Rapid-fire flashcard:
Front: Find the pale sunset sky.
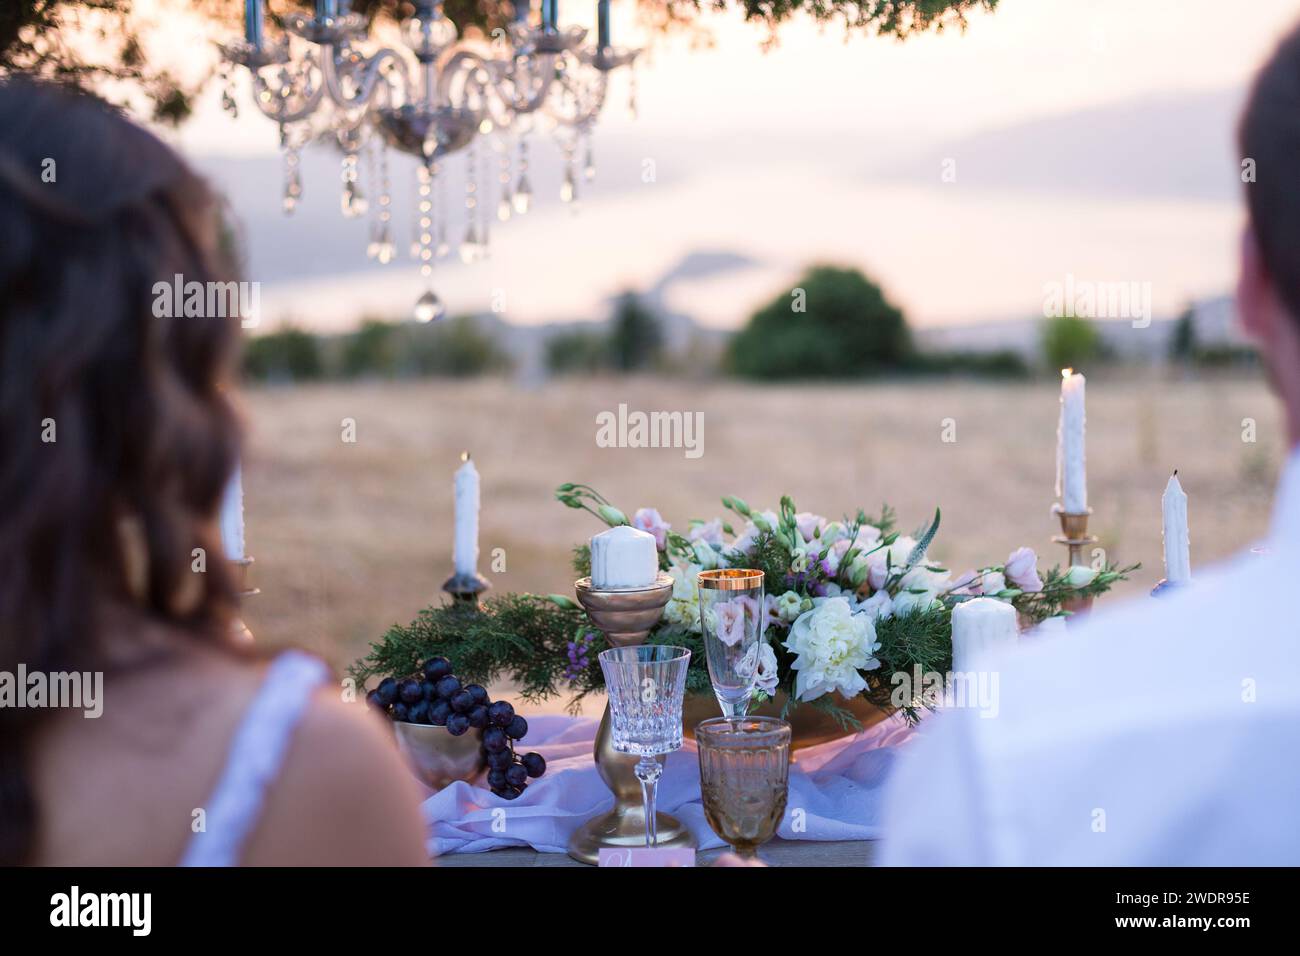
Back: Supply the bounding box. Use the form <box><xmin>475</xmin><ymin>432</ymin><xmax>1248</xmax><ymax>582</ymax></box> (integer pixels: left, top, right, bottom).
<box><xmin>151</xmin><ymin>0</ymin><xmax>1300</xmax><ymax>331</ymax></box>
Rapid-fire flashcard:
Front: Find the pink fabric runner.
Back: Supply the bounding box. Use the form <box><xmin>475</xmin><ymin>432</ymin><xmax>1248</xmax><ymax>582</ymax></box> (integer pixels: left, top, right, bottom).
<box><xmin>421</xmin><ymin>712</ymin><xmax>918</xmax><ymax>857</ymax></box>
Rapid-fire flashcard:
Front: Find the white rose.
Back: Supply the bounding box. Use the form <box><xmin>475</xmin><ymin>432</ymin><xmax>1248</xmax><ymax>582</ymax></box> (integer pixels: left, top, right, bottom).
<box><xmin>980</xmin><ymin>570</ymin><xmax>1007</xmax><ymax>598</ymax></box>
<box><xmin>783</xmin><ymin>596</ymin><xmax>881</xmax><ymax>702</ymax></box>
<box><xmin>893</xmin><ymin>565</ymin><xmax>950</xmax><ymax>615</ymax></box>
<box><xmin>663</xmin><ymin>563</ymin><xmax>702</xmax><ymax>632</ymax></box>
<box><xmin>867</xmin><ymin>535</ymin><xmax>919</xmax><ymax>590</ymax></box>
<box><xmin>775</xmin><ymin>590</ymin><xmax>805</xmax><ymax>624</ymax></box>
<box><xmin>689</xmin><ymin>518</ymin><xmax>724</xmax><ymax>546</ymax></box>
<box><xmin>692</xmin><ymin>539</ymin><xmax>720</xmax><ymax>570</ymax></box>
<box><xmin>854</xmin><ymin>589</ymin><xmax>894</xmax><ymax>622</ymax></box>
<box><xmin>1063</xmin><ymin>564</ymin><xmax>1097</xmax><ymax>588</ymax></box>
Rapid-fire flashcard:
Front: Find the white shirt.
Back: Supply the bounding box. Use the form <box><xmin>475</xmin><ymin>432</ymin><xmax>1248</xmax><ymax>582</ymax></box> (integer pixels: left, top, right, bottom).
<box><xmin>880</xmin><ymin>450</ymin><xmax>1300</xmax><ymax>865</ymax></box>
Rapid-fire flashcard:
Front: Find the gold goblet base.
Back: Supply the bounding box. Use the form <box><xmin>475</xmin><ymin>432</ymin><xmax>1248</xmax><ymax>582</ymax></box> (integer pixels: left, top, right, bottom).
<box><xmin>567</xmin><ymin>806</ymin><xmax>695</xmax><ymax>864</ymax></box>
<box><xmin>568</xmin><ymin>573</ymin><xmax>697</xmax><ymax>864</ymax></box>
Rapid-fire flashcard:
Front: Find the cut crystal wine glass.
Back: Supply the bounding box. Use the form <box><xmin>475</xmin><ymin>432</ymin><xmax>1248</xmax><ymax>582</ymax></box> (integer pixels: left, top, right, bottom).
<box><xmin>598</xmin><ymin>644</ymin><xmax>691</xmax><ymax>848</ymax></box>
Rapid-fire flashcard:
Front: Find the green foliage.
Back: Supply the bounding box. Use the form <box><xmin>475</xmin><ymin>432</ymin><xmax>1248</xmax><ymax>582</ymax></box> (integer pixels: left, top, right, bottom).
<box><xmin>4</xmin><ymin>2</ymin><xmax>996</xmax><ymax>126</ymax></box>
<box><xmin>406</xmin><ymin>316</ymin><xmax>514</xmax><ymax>377</ymax></box>
<box><xmin>242</xmin><ymin>326</ymin><xmax>323</xmax><ymax>383</ymax></box>
<box><xmin>908</xmin><ymin>349</ymin><xmax>1032</xmax><ymax>379</ymax></box>
<box><xmin>242</xmin><ymin>317</ymin><xmax>511</xmax><ymax>383</ymax></box>
<box><xmin>1010</xmin><ymin>560</ymin><xmax>1141</xmax><ymax>626</ymax></box>
<box><xmin>1041</xmin><ymin>313</ymin><xmax>1103</xmax><ymax>372</ymax></box>
<box><xmin>352</xmin><ymin>476</ymin><xmax>1133</xmax><ymax>728</ymax></box>
<box><xmin>545</xmin><ymin>330</ymin><xmax>609</xmax><ymax>376</ymax></box>
<box><xmin>607</xmin><ymin>292</ymin><xmax>663</xmax><ymax>371</ymax></box>
<box><xmin>727</xmin><ymin>265</ymin><xmax>913</xmax><ymax>379</ymax></box>
<box><xmin>544</xmin><ymin>292</ymin><xmax>664</xmax><ymax>376</ymax></box>
<box><xmin>1169</xmin><ymin>307</ymin><xmax>1196</xmax><ymax>362</ymax></box>
<box><xmin>348</xmin><ymin>594</ymin><xmax>601</xmax><ymax>709</ymax></box>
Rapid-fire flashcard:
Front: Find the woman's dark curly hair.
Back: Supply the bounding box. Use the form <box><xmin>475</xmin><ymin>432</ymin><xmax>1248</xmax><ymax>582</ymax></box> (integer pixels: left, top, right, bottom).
<box><xmin>0</xmin><ymin>78</ymin><xmax>243</xmax><ymax>864</ymax></box>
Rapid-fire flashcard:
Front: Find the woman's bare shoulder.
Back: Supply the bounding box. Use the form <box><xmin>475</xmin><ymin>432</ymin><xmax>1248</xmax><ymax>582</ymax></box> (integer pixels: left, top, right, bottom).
<box><xmin>239</xmin><ymin>686</ymin><xmax>430</xmax><ymax>866</ymax></box>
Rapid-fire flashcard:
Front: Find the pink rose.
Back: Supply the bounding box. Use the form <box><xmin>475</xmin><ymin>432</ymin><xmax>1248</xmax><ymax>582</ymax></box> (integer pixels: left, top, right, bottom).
<box><xmin>867</xmin><ymin>553</ymin><xmax>889</xmax><ymax>591</ymax></box>
<box><xmin>715</xmin><ymin>599</ymin><xmax>748</xmax><ymax>647</ymax></box>
<box><xmin>1004</xmin><ymin>547</ymin><xmax>1043</xmax><ymax>593</ymax></box>
<box><xmin>795</xmin><ymin>512</ymin><xmax>826</xmax><ymax>543</ymax></box>
<box><xmin>632</xmin><ymin>507</ymin><xmax>670</xmax><ymax>550</ymax></box>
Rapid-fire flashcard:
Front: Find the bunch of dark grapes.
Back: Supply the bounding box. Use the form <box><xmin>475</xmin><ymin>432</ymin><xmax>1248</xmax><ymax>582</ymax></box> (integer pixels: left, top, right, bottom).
<box><xmin>367</xmin><ymin>656</ymin><xmax>546</xmax><ymax>800</ymax></box>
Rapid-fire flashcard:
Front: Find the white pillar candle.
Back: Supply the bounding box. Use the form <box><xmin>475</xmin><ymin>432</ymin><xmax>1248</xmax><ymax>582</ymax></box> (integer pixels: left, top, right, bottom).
<box><xmin>590</xmin><ymin>525</ymin><xmax>658</xmax><ymax>589</ymax></box>
<box><xmin>219</xmin><ymin>465</ymin><xmax>245</xmax><ymax>561</ymax></box>
<box><xmin>1162</xmin><ymin>471</ymin><xmax>1191</xmax><ymax>584</ymax></box>
<box><xmin>453</xmin><ymin>453</ymin><xmax>480</xmax><ymax>578</ymax></box>
<box><xmin>1056</xmin><ymin>369</ymin><xmax>1088</xmax><ymax>513</ymax></box>
<box><xmin>951</xmin><ymin>597</ymin><xmax>1019</xmax><ymax>672</ymax></box>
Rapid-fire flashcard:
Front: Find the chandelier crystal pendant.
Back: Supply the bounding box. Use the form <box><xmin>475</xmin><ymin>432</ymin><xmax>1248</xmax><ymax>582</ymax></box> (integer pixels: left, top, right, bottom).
<box><xmin>220</xmin><ymin>0</ymin><xmax>639</xmax><ymax>320</ymax></box>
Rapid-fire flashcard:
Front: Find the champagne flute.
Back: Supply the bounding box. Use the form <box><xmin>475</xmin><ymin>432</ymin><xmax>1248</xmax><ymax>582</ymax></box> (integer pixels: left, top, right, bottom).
<box><xmin>599</xmin><ymin>644</ymin><xmax>692</xmax><ymax>848</ymax></box>
<box><xmin>697</xmin><ymin>569</ymin><xmax>766</xmax><ymax>718</ymax></box>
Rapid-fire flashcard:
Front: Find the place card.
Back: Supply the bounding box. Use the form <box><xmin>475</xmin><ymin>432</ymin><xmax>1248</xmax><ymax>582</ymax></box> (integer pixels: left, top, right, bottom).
<box><xmin>598</xmin><ymin>847</ymin><xmax>696</xmax><ymax>868</ymax></box>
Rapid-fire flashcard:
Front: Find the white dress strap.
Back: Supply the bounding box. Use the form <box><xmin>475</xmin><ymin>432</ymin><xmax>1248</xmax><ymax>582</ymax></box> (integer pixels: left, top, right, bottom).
<box><xmin>180</xmin><ymin>650</ymin><xmax>331</xmax><ymax>867</ymax></box>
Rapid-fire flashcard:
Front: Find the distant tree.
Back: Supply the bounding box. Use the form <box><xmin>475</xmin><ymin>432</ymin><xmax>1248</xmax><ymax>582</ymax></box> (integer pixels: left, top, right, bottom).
<box><xmin>407</xmin><ymin>316</ymin><xmax>512</xmax><ymax>377</ymax></box>
<box><xmin>546</xmin><ymin>329</ymin><xmax>609</xmax><ymax>376</ymax></box>
<box><xmin>243</xmin><ymin>326</ymin><xmax>323</xmax><ymax>383</ymax></box>
<box><xmin>1041</xmin><ymin>313</ymin><xmax>1103</xmax><ymax>372</ymax></box>
<box><xmin>340</xmin><ymin>318</ymin><xmax>398</xmax><ymax>379</ymax></box>
<box><xmin>727</xmin><ymin>265</ymin><xmax>912</xmax><ymax>379</ymax></box>
<box><xmin>1169</xmin><ymin>306</ymin><xmax>1196</xmax><ymax>362</ymax></box>
<box><xmin>1</xmin><ymin>1</ymin><xmax>997</xmax><ymax>124</ymax></box>
<box><xmin>607</xmin><ymin>292</ymin><xmax>663</xmax><ymax>372</ymax></box>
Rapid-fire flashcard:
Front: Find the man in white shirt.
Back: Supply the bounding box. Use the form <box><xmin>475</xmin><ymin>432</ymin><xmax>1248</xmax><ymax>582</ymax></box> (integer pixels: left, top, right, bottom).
<box><xmin>880</xmin><ymin>23</ymin><xmax>1300</xmax><ymax>866</ymax></box>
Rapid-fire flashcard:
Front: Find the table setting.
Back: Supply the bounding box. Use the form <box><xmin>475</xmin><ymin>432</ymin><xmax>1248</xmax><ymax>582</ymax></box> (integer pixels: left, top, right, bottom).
<box><xmin>325</xmin><ymin>371</ymin><xmax>1213</xmax><ymax>865</ymax></box>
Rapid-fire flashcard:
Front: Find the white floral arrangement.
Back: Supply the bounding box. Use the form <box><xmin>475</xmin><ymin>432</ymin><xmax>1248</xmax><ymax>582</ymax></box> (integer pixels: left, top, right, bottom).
<box><xmin>557</xmin><ymin>484</ymin><xmax>1135</xmax><ymax>722</ymax></box>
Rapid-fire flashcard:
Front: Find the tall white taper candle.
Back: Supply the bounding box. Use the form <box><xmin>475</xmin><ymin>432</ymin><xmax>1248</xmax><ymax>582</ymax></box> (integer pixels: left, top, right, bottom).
<box><xmin>219</xmin><ymin>465</ymin><xmax>245</xmax><ymax>561</ymax></box>
<box><xmin>1162</xmin><ymin>471</ymin><xmax>1191</xmax><ymax>584</ymax></box>
<box><xmin>1056</xmin><ymin>369</ymin><xmax>1087</xmax><ymax>513</ymax></box>
<box><xmin>453</xmin><ymin>453</ymin><xmax>480</xmax><ymax>577</ymax></box>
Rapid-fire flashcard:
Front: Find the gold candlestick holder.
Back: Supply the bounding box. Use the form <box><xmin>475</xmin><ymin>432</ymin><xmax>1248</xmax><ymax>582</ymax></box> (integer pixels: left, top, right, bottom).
<box><xmin>567</xmin><ymin>572</ymin><xmax>696</xmax><ymax>864</ymax></box>
<box><xmin>231</xmin><ymin>556</ymin><xmax>259</xmax><ymax>643</ymax></box>
<box><xmin>1052</xmin><ymin>509</ymin><xmax>1097</xmax><ymax>616</ymax></box>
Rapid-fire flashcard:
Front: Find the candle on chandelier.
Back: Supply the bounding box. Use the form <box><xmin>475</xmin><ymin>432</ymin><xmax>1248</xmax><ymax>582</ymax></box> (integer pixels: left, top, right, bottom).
<box><xmin>1162</xmin><ymin>471</ymin><xmax>1191</xmax><ymax>584</ymax></box>
<box><xmin>244</xmin><ymin>0</ymin><xmax>264</xmax><ymax>48</ymax></box>
<box><xmin>220</xmin><ymin>465</ymin><xmax>245</xmax><ymax>562</ymax></box>
<box><xmin>1056</xmin><ymin>368</ymin><xmax>1087</xmax><ymax>513</ymax></box>
<box><xmin>598</xmin><ymin>0</ymin><xmax>611</xmax><ymax>49</ymax></box>
<box><xmin>453</xmin><ymin>452</ymin><xmax>481</xmax><ymax>578</ymax></box>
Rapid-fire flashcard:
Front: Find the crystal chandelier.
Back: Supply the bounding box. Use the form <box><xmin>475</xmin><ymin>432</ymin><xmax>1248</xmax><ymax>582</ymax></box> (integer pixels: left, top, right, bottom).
<box><xmin>221</xmin><ymin>0</ymin><xmax>639</xmax><ymax>321</ymax></box>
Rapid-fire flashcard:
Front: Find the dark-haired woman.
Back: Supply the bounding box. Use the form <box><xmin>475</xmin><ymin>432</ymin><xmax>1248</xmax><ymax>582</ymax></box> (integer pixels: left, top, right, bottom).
<box><xmin>0</xmin><ymin>78</ymin><xmax>427</xmax><ymax>866</ymax></box>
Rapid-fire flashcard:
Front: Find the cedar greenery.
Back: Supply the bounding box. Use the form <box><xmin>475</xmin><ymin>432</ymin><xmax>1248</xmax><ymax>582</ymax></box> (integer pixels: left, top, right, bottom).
<box><xmin>352</xmin><ymin>479</ymin><xmax>1133</xmax><ymax>727</ymax></box>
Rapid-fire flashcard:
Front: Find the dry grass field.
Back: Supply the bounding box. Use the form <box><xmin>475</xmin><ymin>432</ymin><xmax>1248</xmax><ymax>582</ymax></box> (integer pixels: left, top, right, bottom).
<box><xmin>239</xmin><ymin>373</ymin><xmax>1281</xmax><ymax>704</ymax></box>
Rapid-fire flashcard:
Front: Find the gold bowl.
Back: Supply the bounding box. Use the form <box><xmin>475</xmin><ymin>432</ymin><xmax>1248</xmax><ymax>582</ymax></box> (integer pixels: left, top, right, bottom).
<box><xmin>392</xmin><ymin>721</ymin><xmax>487</xmax><ymax>790</ymax></box>
<box><xmin>683</xmin><ymin>691</ymin><xmax>890</xmax><ymax>751</ymax></box>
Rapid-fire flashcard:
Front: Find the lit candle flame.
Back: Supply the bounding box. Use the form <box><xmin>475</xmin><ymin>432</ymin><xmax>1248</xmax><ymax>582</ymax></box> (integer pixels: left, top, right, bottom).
<box><xmin>1061</xmin><ymin>367</ymin><xmax>1073</xmax><ymax>378</ymax></box>
<box><xmin>460</xmin><ymin>450</ymin><xmax>470</xmax><ymax>463</ymax></box>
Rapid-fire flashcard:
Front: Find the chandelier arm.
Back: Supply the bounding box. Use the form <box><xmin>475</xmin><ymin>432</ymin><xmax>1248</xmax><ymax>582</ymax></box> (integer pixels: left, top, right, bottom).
<box><xmin>321</xmin><ymin>44</ymin><xmax>413</xmax><ymax>110</ymax></box>
<box><xmin>442</xmin><ymin>48</ymin><xmax>554</xmax><ymax>116</ymax></box>
<box><xmin>546</xmin><ymin>70</ymin><xmax>608</xmax><ymax>128</ymax></box>
<box><xmin>250</xmin><ymin>69</ymin><xmax>326</xmax><ymax>124</ymax></box>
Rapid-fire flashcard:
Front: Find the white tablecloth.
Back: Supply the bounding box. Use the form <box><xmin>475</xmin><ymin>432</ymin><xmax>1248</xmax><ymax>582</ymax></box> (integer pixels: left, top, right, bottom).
<box><xmin>421</xmin><ymin>711</ymin><xmax>918</xmax><ymax>857</ymax></box>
